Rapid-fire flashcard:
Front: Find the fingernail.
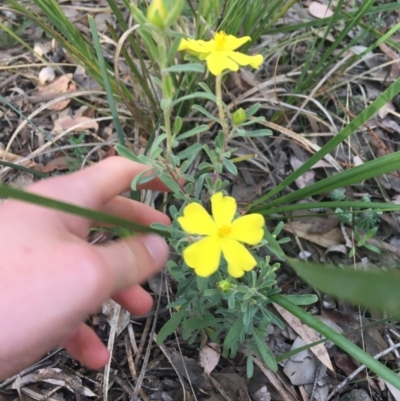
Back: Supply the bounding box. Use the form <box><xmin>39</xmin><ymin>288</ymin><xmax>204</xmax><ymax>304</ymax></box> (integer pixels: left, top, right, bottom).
<box><xmin>142</xmin><ymin>234</ymin><xmax>169</xmax><ymax>267</ymax></box>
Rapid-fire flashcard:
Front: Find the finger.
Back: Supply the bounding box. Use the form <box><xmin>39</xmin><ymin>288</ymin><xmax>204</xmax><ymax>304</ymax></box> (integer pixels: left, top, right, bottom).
<box><xmin>94</xmin><ymin>234</ymin><xmax>169</xmax><ymax>292</ymax></box>
<box><xmin>98</xmin><ymin>196</ymin><xmax>170</xmax><ymax>227</ymax></box>
<box><xmin>113</xmin><ymin>285</ymin><xmax>153</xmax><ymax>316</ymax></box>
<box><xmin>60</xmin><ymin>323</ymin><xmax>109</xmax><ymax>370</ymax></box>
<box><xmin>30</xmin><ymin>157</ymin><xmax>170</xmax><ymax>208</ymax></box>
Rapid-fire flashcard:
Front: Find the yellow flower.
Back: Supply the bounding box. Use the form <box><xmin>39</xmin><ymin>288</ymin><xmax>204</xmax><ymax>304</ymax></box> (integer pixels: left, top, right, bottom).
<box><xmin>178</xmin><ymin>193</ymin><xmax>264</xmax><ymax>278</ymax></box>
<box><xmin>178</xmin><ymin>31</ymin><xmax>263</xmax><ymax>76</ymax></box>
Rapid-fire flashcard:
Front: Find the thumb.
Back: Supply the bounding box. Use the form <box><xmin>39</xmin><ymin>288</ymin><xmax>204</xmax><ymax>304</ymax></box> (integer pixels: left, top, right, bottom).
<box><xmin>94</xmin><ymin>234</ymin><xmax>169</xmax><ymax>292</ymax></box>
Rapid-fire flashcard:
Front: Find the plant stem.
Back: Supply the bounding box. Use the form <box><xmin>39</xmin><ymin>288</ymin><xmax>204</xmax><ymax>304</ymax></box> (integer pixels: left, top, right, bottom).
<box><xmin>270</xmin><ymin>294</ymin><xmax>400</xmax><ymax>390</ymax></box>
<box><xmin>215</xmin><ymin>74</ymin><xmax>229</xmax><ymax>139</ymax></box>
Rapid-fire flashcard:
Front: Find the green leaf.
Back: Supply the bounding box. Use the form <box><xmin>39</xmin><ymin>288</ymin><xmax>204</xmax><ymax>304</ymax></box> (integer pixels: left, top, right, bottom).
<box><xmin>173</xmin><ymin>116</ymin><xmax>183</xmax><ymax>136</ymax></box>
<box><xmin>223</xmin><ymin>158</ymin><xmax>238</xmax><ymax>175</ymax></box>
<box><xmin>251</xmin><ymin>200</ymin><xmax>400</xmax><ymax>215</ymax></box>
<box><xmin>182</xmin><ymin>316</ymin><xmax>222</xmax><ymax>338</ymax></box>
<box><xmin>156</xmin><ymin>300</ymin><xmax>190</xmax><ymax>345</ymax></box>
<box><xmin>178</xmin><ymin>143</ymin><xmax>203</xmax><ymax>160</ymax></box>
<box><xmin>115</xmin><ymin>144</ymin><xmax>147</xmax><ymax>164</ymax></box>
<box><xmin>223</xmin><ymin>316</ymin><xmax>245</xmax><ymax>356</ymax></box>
<box><xmin>0</xmin><ymin>183</ymin><xmax>167</xmax><ymax>236</ymax></box>
<box><xmin>131</xmin><ymin>170</ymin><xmax>157</xmax><ymax>190</ymax></box>
<box><xmin>192</xmin><ymin>104</ymin><xmax>220</xmax><ymax>124</ymax></box>
<box><xmin>287</xmin><ymin>258</ymin><xmax>400</xmax><ymax>314</ymax></box>
<box><xmin>242</xmin><ymin>129</ymin><xmax>272</xmax><ymax>137</ymax></box>
<box><xmin>363</xmin><ymin>243</ymin><xmax>381</xmax><ymax>254</ymax></box>
<box><xmin>164</xmin><ymin>63</ymin><xmax>205</xmax><ymax>73</ymax></box>
<box><xmin>255</xmin><ymin>151</ymin><xmax>400</xmax><ymax>209</ymax></box>
<box><xmin>173</xmin><ymin>91</ymin><xmax>217</xmax><ymax>106</ymax></box>
<box><xmin>89</xmin><ymin>16</ymin><xmax>125</xmax><ymax>146</ymax></box>
<box><xmin>250</xmin><ymin>75</ymin><xmax>400</xmax><ymax>209</ymax></box>
<box><xmin>252</xmin><ymin>328</ymin><xmax>277</xmax><ymax>371</ymax></box>
<box><xmin>175</xmin><ymin>124</ymin><xmax>209</xmax><ymax>140</ymax></box>
<box><xmin>283</xmin><ymin>294</ymin><xmax>318</xmax><ymax>306</ymax></box>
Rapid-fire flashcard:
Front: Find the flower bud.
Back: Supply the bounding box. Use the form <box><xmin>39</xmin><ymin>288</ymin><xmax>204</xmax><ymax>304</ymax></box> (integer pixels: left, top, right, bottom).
<box><xmin>218</xmin><ymin>280</ymin><xmax>231</xmax><ymax>292</ymax></box>
<box><xmin>147</xmin><ymin>0</ymin><xmax>168</xmax><ymax>29</ymax></box>
<box><xmin>232</xmin><ymin>108</ymin><xmax>246</xmax><ymax>126</ymax></box>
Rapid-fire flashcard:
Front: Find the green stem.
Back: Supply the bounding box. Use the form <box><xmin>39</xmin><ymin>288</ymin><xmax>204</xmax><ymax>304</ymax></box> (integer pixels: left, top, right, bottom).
<box><xmin>215</xmin><ymin>74</ymin><xmax>229</xmax><ymax>138</ymax></box>
<box><xmin>270</xmin><ymin>294</ymin><xmax>400</xmax><ymax>390</ymax></box>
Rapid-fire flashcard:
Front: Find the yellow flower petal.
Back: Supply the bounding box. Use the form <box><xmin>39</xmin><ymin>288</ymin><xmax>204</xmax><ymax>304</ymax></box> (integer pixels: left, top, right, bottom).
<box><xmin>178</xmin><ymin>38</ymin><xmax>213</xmax><ymax>54</ymax></box>
<box><xmin>183</xmin><ymin>236</ymin><xmax>221</xmax><ymax>277</ymax></box>
<box><xmin>211</xmin><ymin>192</ymin><xmax>236</xmax><ymax>227</ymax></box>
<box><xmin>229</xmin><ymin>214</ymin><xmax>265</xmax><ymax>245</ymax></box>
<box><xmin>178</xmin><ymin>202</ymin><xmax>217</xmax><ymax>236</ymax></box>
<box><xmin>221</xmin><ymin>238</ymin><xmax>257</xmax><ymax>278</ymax></box>
<box><xmin>205</xmin><ymin>51</ymin><xmax>239</xmax><ymax>75</ymax></box>
<box><xmin>223</xmin><ymin>34</ymin><xmax>251</xmax><ymax>51</ymax></box>
<box><xmin>226</xmin><ymin>51</ymin><xmax>264</xmax><ymax>69</ymax></box>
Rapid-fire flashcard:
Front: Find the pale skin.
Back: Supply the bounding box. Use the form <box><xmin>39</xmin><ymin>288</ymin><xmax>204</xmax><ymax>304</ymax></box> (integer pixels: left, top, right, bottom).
<box><xmin>0</xmin><ymin>157</ymin><xmax>170</xmax><ymax>380</ymax></box>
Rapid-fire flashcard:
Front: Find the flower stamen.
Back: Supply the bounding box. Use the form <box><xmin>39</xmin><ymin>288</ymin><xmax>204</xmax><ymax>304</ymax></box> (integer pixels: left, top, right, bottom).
<box><xmin>214</xmin><ymin>32</ymin><xmax>227</xmax><ymax>51</ymax></box>
<box><xmin>218</xmin><ymin>225</ymin><xmax>232</xmax><ymax>237</ymax></box>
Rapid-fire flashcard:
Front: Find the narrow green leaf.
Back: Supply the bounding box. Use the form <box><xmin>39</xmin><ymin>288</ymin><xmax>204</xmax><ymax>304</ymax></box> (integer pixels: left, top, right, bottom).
<box><xmin>271</xmin><ymin>294</ymin><xmax>400</xmax><ymax>390</ymax></box>
<box><xmin>176</xmin><ymin>124</ymin><xmax>209</xmax><ymax>140</ymax></box>
<box><xmin>252</xmin><ymin>328</ymin><xmax>277</xmax><ymax>371</ymax></box>
<box><xmin>0</xmin><ymin>183</ymin><xmax>167</xmax><ymax>236</ymax></box>
<box><xmin>115</xmin><ymin>144</ymin><xmax>146</xmax><ymax>164</ymax></box>
<box><xmin>242</xmin><ymin>129</ymin><xmax>272</xmax><ymax>137</ymax></box>
<box><xmin>192</xmin><ymin>105</ymin><xmax>220</xmax><ymax>123</ymax></box>
<box><xmin>89</xmin><ymin>16</ymin><xmax>125</xmax><ymax>146</ymax></box>
<box><xmin>258</xmin><ymin>151</ymin><xmax>400</xmax><ymax>209</ymax></box>
<box><xmin>250</xmin><ymin>76</ymin><xmax>400</xmax><ymax>208</ymax></box>
<box><xmin>283</xmin><ymin>294</ymin><xmax>318</xmax><ymax>306</ymax></box>
<box><xmin>164</xmin><ymin>63</ymin><xmax>205</xmax><ymax>73</ymax></box>
<box><xmin>173</xmin><ymin>92</ymin><xmax>218</xmax><ymax>106</ymax></box>
<box><xmin>0</xmin><ymin>160</ymin><xmax>47</xmax><ymax>178</ymax></box>
<box><xmin>157</xmin><ymin>300</ymin><xmax>191</xmax><ymax>345</ymax></box>
<box><xmin>287</xmin><ymin>258</ymin><xmax>400</xmax><ymax>314</ymax></box>
<box><xmin>251</xmin><ymin>200</ymin><xmax>400</xmax><ymax>214</ymax></box>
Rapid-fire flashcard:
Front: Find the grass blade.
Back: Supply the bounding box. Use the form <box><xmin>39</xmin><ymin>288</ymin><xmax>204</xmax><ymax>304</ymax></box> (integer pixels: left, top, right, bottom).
<box><xmin>88</xmin><ymin>16</ymin><xmax>125</xmax><ymax>146</ymax></box>
<box><xmin>250</xmin><ymin>76</ymin><xmax>400</xmax><ymax>208</ymax></box>
<box><xmin>271</xmin><ymin>294</ymin><xmax>400</xmax><ymax>390</ymax></box>
<box><xmin>0</xmin><ymin>183</ymin><xmax>167</xmax><ymax>236</ymax></box>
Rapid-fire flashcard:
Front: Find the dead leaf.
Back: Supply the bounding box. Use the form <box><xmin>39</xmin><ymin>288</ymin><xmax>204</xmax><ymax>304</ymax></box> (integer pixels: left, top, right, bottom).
<box><xmin>53</xmin><ymin>116</ymin><xmax>99</xmax><ymax>134</ymax></box>
<box><xmin>284</xmin><ymin>220</ymin><xmax>344</xmax><ymax>248</ymax></box>
<box><xmin>252</xmin><ymin>386</ymin><xmax>271</xmax><ymax>401</ymax></box>
<box><xmin>11</xmin><ymin>368</ymin><xmax>96</xmax><ymax>400</ymax></box>
<box><xmin>102</xmin><ymin>300</ymin><xmax>130</xmax><ymax>336</ymax></box>
<box><xmin>274</xmin><ymin>304</ymin><xmax>334</xmax><ymax>371</ymax></box>
<box><xmin>94</xmin><ymin>13</ymin><xmax>113</xmax><ymax>32</ymax></box>
<box><xmin>199</xmin><ymin>343</ymin><xmax>220</xmax><ymax>375</ymax></box>
<box><xmin>290</xmin><ymin>155</ymin><xmax>315</xmax><ymax>188</ymax></box>
<box><xmin>386</xmin><ymin>377</ymin><xmax>400</xmax><ymax>401</ymax></box>
<box><xmin>39</xmin><ymin>156</ymin><xmax>74</xmax><ymax>173</ymax></box>
<box><xmin>283</xmin><ymin>336</ymin><xmax>327</xmax><ymax>385</ymax></box>
<box><xmin>378</xmin><ymin>100</ymin><xmax>395</xmax><ymax>119</ymax></box>
<box><xmin>379</xmin><ymin>43</ymin><xmax>400</xmax><ymax>79</ymax></box>
<box><xmin>210</xmin><ymin>373</ymin><xmax>251</xmax><ymax>401</ymax></box>
<box><xmin>379</xmin><ymin>118</ymin><xmax>400</xmax><ymax>134</ymax></box>
<box><xmin>38</xmin><ymin>74</ymin><xmax>76</xmax><ymax>111</ymax></box>
<box><xmin>308</xmin><ymin>2</ymin><xmax>334</xmax><ymax>18</ymax></box>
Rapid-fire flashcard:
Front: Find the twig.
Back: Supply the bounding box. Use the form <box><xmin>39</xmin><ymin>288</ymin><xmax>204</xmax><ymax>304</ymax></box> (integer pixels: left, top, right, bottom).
<box><xmin>327</xmin><ymin>342</ymin><xmax>400</xmax><ymax>400</ymax></box>
<box><xmin>153</xmin><ymin>333</ymin><xmax>187</xmax><ymax>401</ymax></box>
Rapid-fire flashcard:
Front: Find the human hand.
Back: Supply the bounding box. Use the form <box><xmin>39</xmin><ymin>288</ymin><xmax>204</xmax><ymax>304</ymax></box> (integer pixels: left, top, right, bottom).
<box><xmin>0</xmin><ymin>157</ymin><xmax>170</xmax><ymax>380</ymax></box>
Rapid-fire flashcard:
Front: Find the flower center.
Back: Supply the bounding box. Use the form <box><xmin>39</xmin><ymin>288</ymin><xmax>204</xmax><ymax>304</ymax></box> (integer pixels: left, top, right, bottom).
<box><xmin>214</xmin><ymin>31</ymin><xmax>227</xmax><ymax>51</ymax></box>
<box><xmin>218</xmin><ymin>224</ymin><xmax>231</xmax><ymax>238</ymax></box>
